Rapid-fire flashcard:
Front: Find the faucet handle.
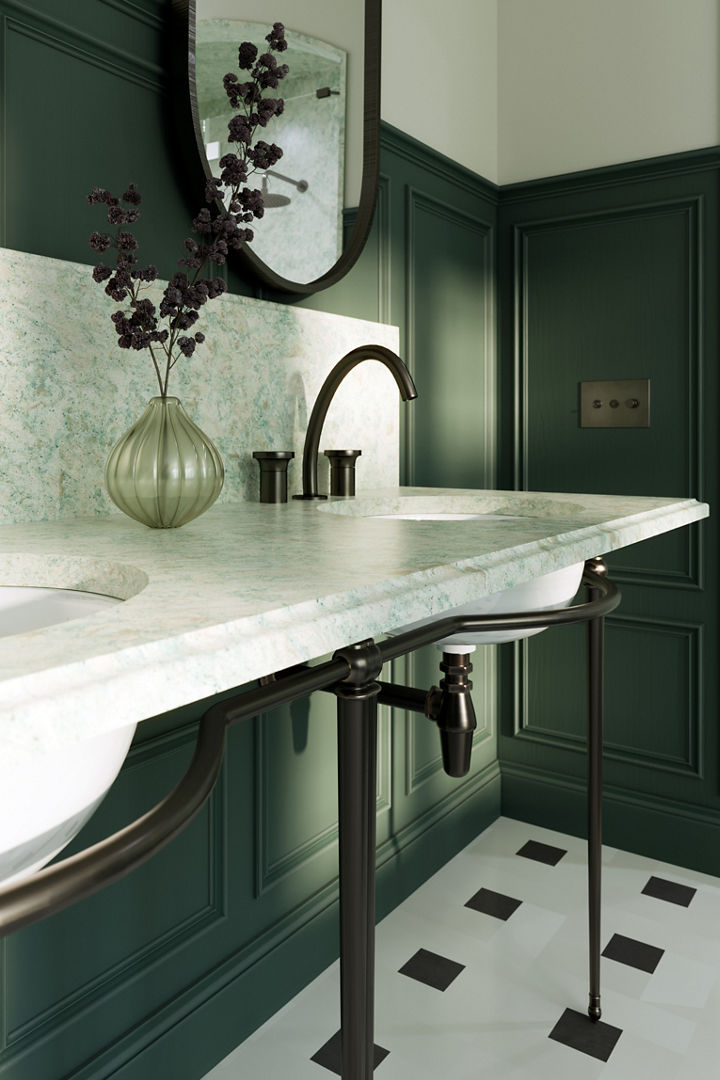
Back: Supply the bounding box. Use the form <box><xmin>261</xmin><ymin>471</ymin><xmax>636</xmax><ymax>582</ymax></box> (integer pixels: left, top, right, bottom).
<box><xmin>323</xmin><ymin>450</ymin><xmax>362</xmax><ymax>497</ymax></box>
<box><xmin>253</xmin><ymin>451</ymin><xmax>294</xmax><ymax>503</ymax></box>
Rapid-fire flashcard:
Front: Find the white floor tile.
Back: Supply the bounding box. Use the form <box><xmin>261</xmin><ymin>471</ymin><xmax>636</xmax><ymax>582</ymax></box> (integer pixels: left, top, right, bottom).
<box><xmin>203</xmin><ymin>817</ymin><xmax>720</xmax><ymax>1079</ymax></box>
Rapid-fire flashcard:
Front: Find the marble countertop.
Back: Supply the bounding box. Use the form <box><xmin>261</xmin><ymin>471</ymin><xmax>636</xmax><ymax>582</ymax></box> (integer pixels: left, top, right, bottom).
<box><xmin>0</xmin><ymin>487</ymin><xmax>708</xmax><ymax>754</ymax></box>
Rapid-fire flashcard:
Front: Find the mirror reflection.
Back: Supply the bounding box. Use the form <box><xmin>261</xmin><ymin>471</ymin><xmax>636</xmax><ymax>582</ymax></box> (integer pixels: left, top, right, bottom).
<box><xmin>195</xmin><ymin>18</ymin><xmax>347</xmax><ymax>285</ymax></box>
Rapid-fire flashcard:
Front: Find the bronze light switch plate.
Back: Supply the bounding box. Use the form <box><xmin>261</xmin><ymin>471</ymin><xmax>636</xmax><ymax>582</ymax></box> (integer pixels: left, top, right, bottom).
<box><xmin>580</xmin><ymin>379</ymin><xmax>650</xmax><ymax>428</ymax></box>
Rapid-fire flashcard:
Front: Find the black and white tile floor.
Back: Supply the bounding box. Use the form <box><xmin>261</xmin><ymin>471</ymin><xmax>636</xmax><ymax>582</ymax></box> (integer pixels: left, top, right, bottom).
<box><xmin>204</xmin><ymin>817</ymin><xmax>720</xmax><ymax>1079</ymax></box>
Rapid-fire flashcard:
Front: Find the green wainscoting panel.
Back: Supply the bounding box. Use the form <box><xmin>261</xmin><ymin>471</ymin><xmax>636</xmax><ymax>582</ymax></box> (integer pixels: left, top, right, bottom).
<box><xmin>0</xmin><ymin>2</ymin><xmax>501</xmax><ymax>1072</ymax></box>
<box><xmin>498</xmin><ymin>150</ymin><xmax>720</xmax><ymax>877</ymax></box>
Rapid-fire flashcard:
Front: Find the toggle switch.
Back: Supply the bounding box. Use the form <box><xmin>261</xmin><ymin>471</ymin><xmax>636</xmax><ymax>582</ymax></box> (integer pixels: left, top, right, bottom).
<box><xmin>580</xmin><ymin>379</ymin><xmax>650</xmax><ymax>428</ymax></box>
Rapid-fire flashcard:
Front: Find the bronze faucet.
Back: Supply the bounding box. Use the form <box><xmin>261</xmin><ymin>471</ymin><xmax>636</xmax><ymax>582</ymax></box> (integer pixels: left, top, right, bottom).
<box><xmin>294</xmin><ymin>344</ymin><xmax>417</xmax><ymax>499</ymax></box>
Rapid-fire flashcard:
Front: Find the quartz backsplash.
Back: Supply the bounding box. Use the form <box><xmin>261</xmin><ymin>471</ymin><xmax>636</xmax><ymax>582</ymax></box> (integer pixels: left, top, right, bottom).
<box><xmin>0</xmin><ymin>247</ymin><xmax>400</xmax><ymax>524</ymax></box>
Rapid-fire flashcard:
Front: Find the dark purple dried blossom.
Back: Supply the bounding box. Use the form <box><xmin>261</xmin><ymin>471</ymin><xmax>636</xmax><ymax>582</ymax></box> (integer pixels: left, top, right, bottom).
<box><xmin>230</xmin><ymin>226</ymin><xmax>253</xmax><ymax>247</ymax></box>
<box><xmin>87</xmin><ymin>187</ymin><xmax>114</xmax><ymax>205</ymax></box>
<box><xmin>218</xmin><ymin>153</ymin><xmax>248</xmax><ymax>188</ymax></box>
<box><xmin>89</xmin><ymin>231</ymin><xmax>112</xmax><ymax>252</ymax></box>
<box><xmin>257</xmin><ymin>69</ymin><xmax>279</xmax><ymax>90</ymax></box>
<box><xmin>192</xmin><ymin>208</ymin><xmax>213</xmax><ymax>234</ymax></box>
<box><xmin>131</xmin><ymin>264</ymin><xmax>158</xmax><ymax>282</ymax></box>
<box><xmin>105</xmin><ymin>276</ymin><xmax>130</xmax><ymax>301</ymax></box>
<box><xmin>204</xmin><ymin>177</ymin><xmax>224</xmax><ymax>203</ymax></box>
<box><xmin>122</xmin><ymin>184</ymin><xmax>142</xmax><ymax>205</ymax></box>
<box><xmin>175</xmin><ymin>310</ymin><xmax>199</xmax><ymax>330</ymax></box>
<box><xmin>239</xmin><ymin>186</ymin><xmax>265</xmax><ymax>219</ymax></box>
<box><xmin>256</xmin><ymin>61</ymin><xmax>288</xmax><ymax>90</ymax></box>
<box><xmin>237</xmin><ymin>41</ymin><xmax>258</xmax><ymax>69</ymax></box>
<box><xmin>177</xmin><ymin>336</ymin><xmax>196</xmax><ymax>357</ymax></box>
<box><xmin>163</xmin><ymin>282</ymin><xmax>184</xmax><ymax>306</ymax></box>
<box><xmin>253</xmin><ymin>97</ymin><xmax>284</xmax><ymax>127</ymax></box>
<box><xmin>116</xmin><ymin>231</ymin><xmax>138</xmax><ymax>251</ymax></box>
<box><xmin>92</xmin><ymin>263</ymin><xmax>113</xmax><ymax>283</ymax></box>
<box><xmin>133</xmin><ymin>298</ymin><xmax>157</xmax><ymax>321</ymax></box>
<box><xmin>265</xmin><ymin>22</ymin><xmax>286</xmax><ymax>50</ymax></box>
<box><xmin>208</xmin><ymin>277</ymin><xmax>227</xmax><ymax>299</ymax></box>
<box><xmin>114</xmin><ymin>268</ymin><xmax>133</xmax><ymax>289</ymax></box>
<box><xmin>107</xmin><ymin>205</ymin><xmax>129</xmax><ymax>225</ymax></box>
<box><xmin>224</xmin><ymin>75</ymin><xmax>257</xmax><ymax>108</ymax></box>
<box><xmin>227</xmin><ymin>114</ymin><xmax>253</xmax><ymax>145</ymax></box>
<box><xmin>247</xmin><ymin>140</ymin><xmax>283</xmax><ymax>170</ymax></box>
<box><xmin>194</xmin><ymin>332</ymin><xmax>206</xmax><ymax>343</ymax></box>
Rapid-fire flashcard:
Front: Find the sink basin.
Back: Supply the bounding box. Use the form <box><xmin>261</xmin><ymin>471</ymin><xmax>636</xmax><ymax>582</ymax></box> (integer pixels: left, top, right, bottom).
<box><xmin>317</xmin><ymin>492</ymin><xmax>587</xmax><ymax>520</ymax></box>
<box><xmin>0</xmin><ymin>585</ymin><xmax>121</xmax><ymax>638</ymax></box>
<box><xmin>319</xmin><ymin>494</ymin><xmax>586</xmax><ymax>648</ymax></box>
<box><xmin>0</xmin><ymin>586</ymin><xmax>135</xmax><ymax>887</ymax></box>
<box><xmin>391</xmin><ymin>562</ymin><xmax>584</xmax><ymax>649</ymax></box>
<box><xmin>372</xmin><ymin>513</ymin><xmax>522</xmax><ymax>522</ymax></box>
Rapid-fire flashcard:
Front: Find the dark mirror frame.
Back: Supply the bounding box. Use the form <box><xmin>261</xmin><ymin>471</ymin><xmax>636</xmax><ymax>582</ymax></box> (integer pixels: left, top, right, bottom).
<box><xmin>170</xmin><ymin>0</ymin><xmax>381</xmax><ymax>296</ymax></box>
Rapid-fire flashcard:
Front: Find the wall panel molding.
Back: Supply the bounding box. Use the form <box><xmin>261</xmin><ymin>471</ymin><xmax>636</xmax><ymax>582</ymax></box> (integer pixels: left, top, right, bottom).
<box><xmin>501</xmin><ymin>145</ymin><xmax>720</xmax><ymax>205</ymax></box>
<box><xmin>376</xmin><ymin>172</ymin><xmax>392</xmax><ymax>325</ymax></box>
<box><xmin>513</xmin><ymin>614</ymin><xmax>703</xmax><ymax>779</ymax></box>
<box><xmin>99</xmin><ymin>0</ymin><xmax>164</xmax><ymax>30</ymax></box>
<box><xmin>405</xmin><ymin>184</ymin><xmax>496</xmax><ymax>489</ymax></box>
<box><xmin>2</xmin><ymin>3</ymin><xmax>164</xmax><ymax>86</ymax></box>
<box><xmin>513</xmin><ymin>195</ymin><xmax>702</xmax><ymax>590</ymax></box>
<box><xmin>255</xmin><ymin>707</ymin><xmax>392</xmax><ymax>896</ymax></box>
<box><xmin>382</xmin><ymin>121</ymin><xmax>499</xmax><ymax>203</ymax></box>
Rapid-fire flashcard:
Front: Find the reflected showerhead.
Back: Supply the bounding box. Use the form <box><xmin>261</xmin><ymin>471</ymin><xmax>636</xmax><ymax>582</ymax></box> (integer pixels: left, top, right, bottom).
<box><xmin>261</xmin><ymin>174</ymin><xmax>291</xmax><ymax>209</ymax></box>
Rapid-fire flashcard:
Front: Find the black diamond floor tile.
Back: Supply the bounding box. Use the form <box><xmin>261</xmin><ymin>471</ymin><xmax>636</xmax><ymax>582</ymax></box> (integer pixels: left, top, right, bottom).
<box><xmin>602</xmin><ymin>932</ymin><xmax>664</xmax><ymax>974</ymax></box>
<box><xmin>398</xmin><ymin>947</ymin><xmax>465</xmax><ymax>991</ymax></box>
<box><xmin>465</xmin><ymin>887</ymin><xmax>522</xmax><ymax>921</ymax></box>
<box><xmin>642</xmin><ymin>875</ymin><xmax>696</xmax><ymax>907</ymax></box>
<box><xmin>516</xmin><ymin>839</ymin><xmax>567</xmax><ymax>866</ymax></box>
<box><xmin>311</xmin><ymin>1030</ymin><xmax>389</xmax><ymax>1074</ymax></box>
<box><xmin>548</xmin><ymin>1007</ymin><xmax>622</xmax><ymax>1062</ymax></box>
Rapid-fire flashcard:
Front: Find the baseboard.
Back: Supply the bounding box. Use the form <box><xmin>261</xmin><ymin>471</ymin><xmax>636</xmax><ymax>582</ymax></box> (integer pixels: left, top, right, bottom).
<box><xmin>501</xmin><ymin>762</ymin><xmax>720</xmax><ymax>878</ymax></box>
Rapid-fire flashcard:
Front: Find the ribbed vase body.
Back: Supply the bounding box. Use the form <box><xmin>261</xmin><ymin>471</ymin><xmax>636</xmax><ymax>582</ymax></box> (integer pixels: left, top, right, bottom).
<box><xmin>104</xmin><ymin>397</ymin><xmax>224</xmax><ymax>528</ymax></box>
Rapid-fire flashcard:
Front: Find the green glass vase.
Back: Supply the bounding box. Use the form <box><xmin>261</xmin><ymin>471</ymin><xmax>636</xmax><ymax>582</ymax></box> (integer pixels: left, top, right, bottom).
<box><xmin>105</xmin><ymin>396</ymin><xmax>224</xmax><ymax>528</ymax></box>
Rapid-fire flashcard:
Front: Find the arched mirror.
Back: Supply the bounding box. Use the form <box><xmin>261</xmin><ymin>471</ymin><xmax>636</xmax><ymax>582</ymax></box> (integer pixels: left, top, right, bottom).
<box><xmin>171</xmin><ymin>0</ymin><xmax>381</xmax><ymax>296</ymax></box>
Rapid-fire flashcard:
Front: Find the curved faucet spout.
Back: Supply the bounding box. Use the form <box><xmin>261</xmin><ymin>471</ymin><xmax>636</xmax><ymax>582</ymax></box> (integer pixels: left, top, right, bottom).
<box><xmin>294</xmin><ymin>345</ymin><xmax>418</xmax><ymax>499</ymax></box>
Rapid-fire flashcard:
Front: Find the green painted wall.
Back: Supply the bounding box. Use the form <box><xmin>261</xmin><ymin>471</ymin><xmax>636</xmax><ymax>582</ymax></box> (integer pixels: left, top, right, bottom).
<box><xmin>497</xmin><ymin>149</ymin><xmax>720</xmax><ymax>878</ymax></box>
<box><xmin>4</xmin><ymin>3</ymin><xmax>717</xmax><ymax>1076</ymax></box>
<box><xmin>0</xmin><ymin>3</ymin><xmax>499</xmax><ymax>1078</ymax></box>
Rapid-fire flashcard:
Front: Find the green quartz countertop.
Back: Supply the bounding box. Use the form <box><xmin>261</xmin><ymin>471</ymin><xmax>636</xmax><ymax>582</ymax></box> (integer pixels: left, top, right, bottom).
<box><xmin>0</xmin><ymin>487</ymin><xmax>708</xmax><ymax>755</ymax></box>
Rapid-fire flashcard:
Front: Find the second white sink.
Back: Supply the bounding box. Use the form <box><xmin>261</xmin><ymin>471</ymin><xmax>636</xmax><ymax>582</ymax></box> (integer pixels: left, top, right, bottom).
<box><xmin>319</xmin><ymin>494</ymin><xmax>587</xmax><ymax>648</ymax></box>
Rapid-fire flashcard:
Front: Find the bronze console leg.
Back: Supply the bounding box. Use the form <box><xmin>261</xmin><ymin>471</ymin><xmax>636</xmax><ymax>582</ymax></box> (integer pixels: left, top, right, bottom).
<box><xmin>586</xmin><ymin>558</ymin><xmax>606</xmax><ymax>1022</ymax></box>
<box><xmin>333</xmin><ymin>641</ymin><xmax>383</xmax><ymax>1079</ymax></box>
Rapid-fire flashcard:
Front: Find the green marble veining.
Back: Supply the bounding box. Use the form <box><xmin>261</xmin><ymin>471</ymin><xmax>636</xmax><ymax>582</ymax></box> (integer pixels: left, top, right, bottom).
<box><xmin>0</xmin><ymin>487</ymin><xmax>707</xmax><ymax>763</ymax></box>
<box><xmin>0</xmin><ymin>247</ymin><xmax>399</xmax><ymax>523</ymax></box>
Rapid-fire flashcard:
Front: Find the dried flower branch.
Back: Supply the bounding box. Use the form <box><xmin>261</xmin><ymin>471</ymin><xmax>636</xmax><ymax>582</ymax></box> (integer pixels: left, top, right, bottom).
<box><xmin>88</xmin><ymin>22</ymin><xmax>288</xmax><ymax>398</ymax></box>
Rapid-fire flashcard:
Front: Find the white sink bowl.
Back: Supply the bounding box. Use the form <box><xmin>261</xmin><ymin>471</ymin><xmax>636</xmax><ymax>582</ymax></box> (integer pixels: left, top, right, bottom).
<box><xmin>319</xmin><ymin>495</ymin><xmax>586</xmax><ymax>649</ymax></box>
<box><xmin>0</xmin><ymin>586</ymin><xmax>136</xmax><ymax>887</ymax></box>
<box><xmin>0</xmin><ymin>584</ymin><xmax>121</xmax><ymax>637</ymax></box>
<box><xmin>390</xmin><ymin>561</ymin><xmax>584</xmax><ymax>649</ymax></box>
